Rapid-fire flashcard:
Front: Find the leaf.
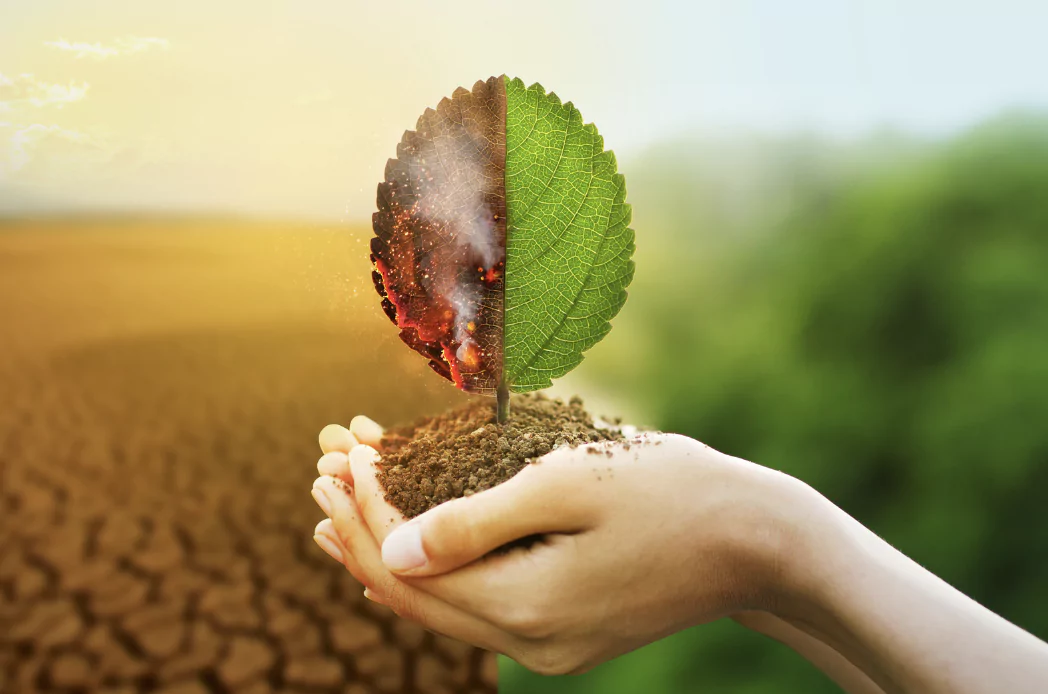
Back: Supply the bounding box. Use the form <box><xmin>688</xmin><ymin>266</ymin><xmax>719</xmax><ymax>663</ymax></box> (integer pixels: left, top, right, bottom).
<box><xmin>503</xmin><ymin>78</ymin><xmax>635</xmax><ymax>392</ymax></box>
<box><xmin>371</xmin><ymin>77</ymin><xmax>507</xmax><ymax>395</ymax></box>
<box><xmin>370</xmin><ymin>76</ymin><xmax>634</xmax><ymax>396</ymax></box>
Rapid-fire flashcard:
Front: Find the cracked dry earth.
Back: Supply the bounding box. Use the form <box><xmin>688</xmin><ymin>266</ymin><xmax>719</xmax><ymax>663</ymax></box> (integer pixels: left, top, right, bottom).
<box><xmin>0</xmin><ymin>220</ymin><xmax>494</xmax><ymax>694</ymax></box>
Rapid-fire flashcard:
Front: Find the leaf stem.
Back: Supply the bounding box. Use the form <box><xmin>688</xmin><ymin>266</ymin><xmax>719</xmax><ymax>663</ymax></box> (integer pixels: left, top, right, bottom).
<box><xmin>497</xmin><ymin>380</ymin><xmax>510</xmax><ymax>424</ymax></box>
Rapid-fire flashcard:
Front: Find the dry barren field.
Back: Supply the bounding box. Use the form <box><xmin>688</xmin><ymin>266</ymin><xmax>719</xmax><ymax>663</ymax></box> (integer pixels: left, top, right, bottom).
<box><xmin>0</xmin><ymin>218</ymin><xmax>490</xmax><ymax>694</ymax></box>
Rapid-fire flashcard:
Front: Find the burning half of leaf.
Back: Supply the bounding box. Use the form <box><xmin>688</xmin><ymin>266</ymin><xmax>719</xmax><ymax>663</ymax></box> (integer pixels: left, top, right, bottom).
<box><xmin>371</xmin><ymin>76</ymin><xmax>507</xmax><ymax>395</ymax></box>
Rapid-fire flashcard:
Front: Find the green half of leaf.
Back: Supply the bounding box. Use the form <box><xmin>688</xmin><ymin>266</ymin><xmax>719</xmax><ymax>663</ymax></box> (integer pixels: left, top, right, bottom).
<box><xmin>503</xmin><ymin>77</ymin><xmax>636</xmax><ymax>392</ymax></box>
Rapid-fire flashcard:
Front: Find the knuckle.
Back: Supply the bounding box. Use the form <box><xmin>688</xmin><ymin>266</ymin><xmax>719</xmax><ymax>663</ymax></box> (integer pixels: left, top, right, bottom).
<box><xmin>515</xmin><ymin>644</ymin><xmax>578</xmax><ymax>676</ymax></box>
<box><xmin>496</xmin><ymin>602</ymin><xmax>553</xmax><ymax>640</ymax></box>
<box><xmin>382</xmin><ymin>577</ymin><xmax>423</xmax><ymax>623</ymax></box>
<box><xmin>452</xmin><ymin>509</ymin><xmax>482</xmax><ymax>555</ymax></box>
<box><xmin>373</xmin><ymin>572</ymin><xmax>397</xmax><ymax>597</ymax></box>
<box><xmin>565</xmin><ymin>657</ymin><xmax>598</xmax><ymax>676</ymax></box>
<box><xmin>353</xmin><ymin>487</ymin><xmax>372</xmax><ymax>517</ymax></box>
<box><xmin>429</xmin><ymin>501</ymin><xmax>477</xmax><ymax>558</ymax></box>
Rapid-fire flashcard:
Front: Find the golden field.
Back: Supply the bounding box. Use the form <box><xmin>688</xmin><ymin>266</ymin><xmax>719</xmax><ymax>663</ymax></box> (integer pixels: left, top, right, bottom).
<box><xmin>0</xmin><ymin>217</ymin><xmax>488</xmax><ymax>694</ymax></box>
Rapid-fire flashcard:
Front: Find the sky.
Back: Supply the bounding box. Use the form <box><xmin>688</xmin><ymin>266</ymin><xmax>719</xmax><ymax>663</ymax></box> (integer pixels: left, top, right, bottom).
<box><xmin>1</xmin><ymin>0</ymin><xmax>1046</xmax><ymax>220</ymax></box>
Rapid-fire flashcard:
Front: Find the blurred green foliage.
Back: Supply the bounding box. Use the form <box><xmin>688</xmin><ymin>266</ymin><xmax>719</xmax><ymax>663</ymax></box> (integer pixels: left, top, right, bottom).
<box><xmin>502</xmin><ymin>113</ymin><xmax>1048</xmax><ymax>692</ymax></box>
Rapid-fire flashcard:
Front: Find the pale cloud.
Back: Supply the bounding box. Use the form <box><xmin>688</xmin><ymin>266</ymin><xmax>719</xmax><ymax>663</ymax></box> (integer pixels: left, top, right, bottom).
<box><xmin>0</xmin><ymin>72</ymin><xmax>90</xmax><ymax>110</ymax></box>
<box><xmin>1</xmin><ymin>123</ymin><xmax>103</xmax><ymax>179</ymax></box>
<box><xmin>45</xmin><ymin>36</ymin><xmax>170</xmax><ymax>60</ymax></box>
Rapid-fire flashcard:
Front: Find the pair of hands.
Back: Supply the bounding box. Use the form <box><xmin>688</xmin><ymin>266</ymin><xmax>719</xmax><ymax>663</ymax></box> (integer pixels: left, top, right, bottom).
<box><xmin>308</xmin><ymin>415</ymin><xmax>805</xmax><ymax>675</ymax></box>
<box><xmin>311</xmin><ymin>415</ymin><xmax>1048</xmax><ymax>692</ymax></box>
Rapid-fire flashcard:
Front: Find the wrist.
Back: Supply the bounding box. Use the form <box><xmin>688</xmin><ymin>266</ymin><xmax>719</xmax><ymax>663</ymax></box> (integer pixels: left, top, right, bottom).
<box><xmin>722</xmin><ymin>463</ymin><xmax>849</xmax><ymax>617</ymax></box>
<box><xmin>749</xmin><ymin>473</ymin><xmax>870</xmax><ymax>636</ymax></box>
<box><xmin>746</xmin><ymin>478</ymin><xmax>908</xmax><ymax>693</ymax></box>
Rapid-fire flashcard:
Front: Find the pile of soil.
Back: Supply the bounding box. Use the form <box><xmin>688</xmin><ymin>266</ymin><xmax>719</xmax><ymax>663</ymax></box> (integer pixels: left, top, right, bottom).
<box><xmin>377</xmin><ymin>392</ymin><xmax>624</xmax><ymax>518</ymax></box>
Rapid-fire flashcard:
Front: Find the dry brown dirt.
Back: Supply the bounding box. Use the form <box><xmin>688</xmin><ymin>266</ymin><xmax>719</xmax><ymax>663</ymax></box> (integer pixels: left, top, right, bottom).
<box><xmin>0</xmin><ymin>218</ymin><xmax>493</xmax><ymax>694</ymax></box>
<box><xmin>377</xmin><ymin>393</ymin><xmax>623</xmax><ymax>519</ymax></box>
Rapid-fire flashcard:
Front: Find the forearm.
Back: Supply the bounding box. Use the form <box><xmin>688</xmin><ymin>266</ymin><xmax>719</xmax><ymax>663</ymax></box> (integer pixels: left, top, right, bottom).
<box><xmin>779</xmin><ymin>484</ymin><xmax>1048</xmax><ymax>694</ymax></box>
<box><xmin>734</xmin><ymin>611</ymin><xmax>885</xmax><ymax>694</ymax></box>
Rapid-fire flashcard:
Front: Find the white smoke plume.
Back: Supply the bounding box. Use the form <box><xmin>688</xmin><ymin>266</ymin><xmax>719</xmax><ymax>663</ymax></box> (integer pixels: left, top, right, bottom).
<box><xmin>406</xmin><ymin>126</ymin><xmax>501</xmax><ymax>363</ymax></box>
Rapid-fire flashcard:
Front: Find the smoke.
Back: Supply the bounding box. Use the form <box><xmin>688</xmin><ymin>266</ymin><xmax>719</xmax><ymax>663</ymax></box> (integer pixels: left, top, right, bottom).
<box><xmin>408</xmin><ymin>140</ymin><xmax>500</xmax><ymax>265</ymax></box>
<box><xmin>406</xmin><ymin>128</ymin><xmax>501</xmax><ymax>364</ymax></box>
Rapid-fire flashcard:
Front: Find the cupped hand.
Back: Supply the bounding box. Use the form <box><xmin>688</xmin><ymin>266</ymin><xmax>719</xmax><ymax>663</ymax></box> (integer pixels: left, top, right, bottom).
<box><xmin>310</xmin><ymin>416</ymin><xmax>812</xmax><ymax>675</ymax></box>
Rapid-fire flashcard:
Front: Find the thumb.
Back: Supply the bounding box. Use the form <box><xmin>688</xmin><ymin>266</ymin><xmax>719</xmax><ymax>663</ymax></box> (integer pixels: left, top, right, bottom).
<box><xmin>380</xmin><ymin>463</ymin><xmax>594</xmax><ymax>577</ymax></box>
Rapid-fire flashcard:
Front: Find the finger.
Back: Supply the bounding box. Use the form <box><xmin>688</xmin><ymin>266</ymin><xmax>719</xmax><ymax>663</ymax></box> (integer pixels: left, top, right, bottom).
<box><xmin>363</xmin><ymin>587</ymin><xmax>386</xmax><ymax>605</ymax></box>
<box><xmin>349</xmin><ymin>415</ymin><xmax>384</xmax><ymax>449</ymax></box>
<box><xmin>343</xmin><ymin>446</ymin><xmax>534</xmax><ymax>615</ymax></box>
<box><xmin>317</xmin><ymin>451</ymin><xmax>352</xmax><ymax>483</ymax></box>
<box><xmin>319</xmin><ymin>424</ymin><xmax>357</xmax><ymax>454</ymax></box>
<box><xmin>313</xmin><ymin>519</ymin><xmax>345</xmax><ymax>563</ymax></box>
<box><xmin>318</xmin><ymin>488</ymin><xmax>521</xmax><ymax>626</ymax></box>
<box><xmin>318</xmin><ymin>479</ymin><xmax>509</xmax><ymax>650</ymax></box>
<box><xmin>349</xmin><ymin>444</ymin><xmax>407</xmax><ymax>542</ymax></box>
<box><xmin>311</xmin><ymin>475</ymin><xmax>349</xmax><ymax>519</ymax></box>
<box><xmin>314</xmin><ymin>476</ymin><xmax>415</xmax><ymax>591</ymax></box>
<box><xmin>314</xmin><ymin>518</ymin><xmax>373</xmax><ymax>587</ymax></box>
<box><xmin>380</xmin><ymin>460</ymin><xmax>597</xmax><ymax>577</ymax></box>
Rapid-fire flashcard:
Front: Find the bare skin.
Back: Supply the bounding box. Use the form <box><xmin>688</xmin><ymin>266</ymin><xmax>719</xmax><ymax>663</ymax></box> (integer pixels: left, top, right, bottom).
<box><xmin>309</xmin><ymin>417</ymin><xmax>1048</xmax><ymax>692</ymax></box>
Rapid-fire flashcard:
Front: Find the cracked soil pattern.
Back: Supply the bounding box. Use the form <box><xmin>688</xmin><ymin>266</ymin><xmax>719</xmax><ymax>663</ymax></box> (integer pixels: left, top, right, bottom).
<box><xmin>0</xmin><ymin>220</ymin><xmax>495</xmax><ymax>694</ymax></box>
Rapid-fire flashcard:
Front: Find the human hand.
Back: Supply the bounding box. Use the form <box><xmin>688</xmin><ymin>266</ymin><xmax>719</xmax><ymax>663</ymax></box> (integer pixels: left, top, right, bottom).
<box><xmin>310</xmin><ymin>417</ymin><xmax>816</xmax><ymax>675</ymax></box>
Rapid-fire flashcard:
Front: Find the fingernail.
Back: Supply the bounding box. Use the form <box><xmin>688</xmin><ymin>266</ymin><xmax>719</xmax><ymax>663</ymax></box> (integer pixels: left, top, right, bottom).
<box><xmin>314</xmin><ymin>533</ymin><xmax>344</xmax><ymax>563</ymax></box>
<box><xmin>350</xmin><ymin>415</ymin><xmax>384</xmax><ymax>444</ymax></box>
<box><xmin>349</xmin><ymin>444</ymin><xmax>380</xmax><ymax>468</ymax></box>
<box><xmin>319</xmin><ymin>424</ymin><xmax>357</xmax><ymax>454</ymax></box>
<box><xmin>382</xmin><ymin>521</ymin><xmax>426</xmax><ymax>572</ymax></box>
<box><xmin>311</xmin><ymin>487</ymin><xmax>333</xmax><ymax>517</ymax></box>
<box><xmin>317</xmin><ymin>451</ymin><xmax>349</xmax><ymax>476</ymax></box>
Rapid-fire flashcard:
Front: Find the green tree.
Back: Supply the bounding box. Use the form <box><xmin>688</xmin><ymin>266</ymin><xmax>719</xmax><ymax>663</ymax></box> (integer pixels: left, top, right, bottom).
<box><xmin>504</xmin><ymin>114</ymin><xmax>1048</xmax><ymax>692</ymax></box>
